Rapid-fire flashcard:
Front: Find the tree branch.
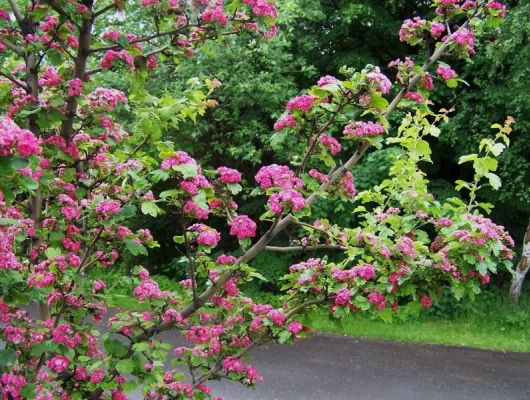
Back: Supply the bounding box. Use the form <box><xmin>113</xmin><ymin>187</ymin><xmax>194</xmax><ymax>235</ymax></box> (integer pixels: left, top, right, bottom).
<box><xmin>0</xmin><ymin>70</ymin><xmax>27</xmax><ymax>90</ymax></box>
<box><xmin>265</xmin><ymin>245</ymin><xmax>345</xmax><ymax>252</ymax></box>
<box><xmin>93</xmin><ymin>2</ymin><xmax>118</xmax><ymax>18</ymax></box>
<box><xmin>0</xmin><ymin>37</ymin><xmax>24</xmax><ymax>57</ymax></box>
<box><xmin>7</xmin><ymin>0</ymin><xmax>24</xmax><ymax>26</ymax></box>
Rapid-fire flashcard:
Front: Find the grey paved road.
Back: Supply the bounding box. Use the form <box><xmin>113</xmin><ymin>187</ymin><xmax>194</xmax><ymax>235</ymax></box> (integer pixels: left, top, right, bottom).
<box><xmin>149</xmin><ymin>331</ymin><xmax>530</xmax><ymax>400</ymax></box>
<box><xmin>24</xmin><ymin>306</ymin><xmax>530</xmax><ymax>399</ymax></box>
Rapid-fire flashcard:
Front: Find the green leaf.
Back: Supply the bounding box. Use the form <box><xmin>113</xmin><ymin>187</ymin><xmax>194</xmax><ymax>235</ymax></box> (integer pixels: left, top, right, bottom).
<box><xmin>369</xmin><ymin>91</ymin><xmax>389</xmax><ymax>110</ymax></box>
<box><xmin>20</xmin><ymin>383</ymin><xmax>37</xmax><ymax>399</ymax></box>
<box><xmin>132</xmin><ymin>342</ymin><xmax>150</xmax><ymax>352</ymax></box>
<box><xmin>458</xmin><ymin>154</ymin><xmax>477</xmax><ymax>164</ymax></box>
<box><xmin>141</xmin><ymin>201</ymin><xmax>161</xmax><ymax>217</ymax></box>
<box><xmin>116</xmin><ymin>359</ymin><xmax>135</xmax><ymax>375</ymax></box>
<box><xmin>486</xmin><ymin>173</ymin><xmax>501</xmax><ymax>190</ymax></box>
<box><xmin>446</xmin><ymin>78</ymin><xmax>458</xmax><ymax>88</ymax></box>
<box><xmin>0</xmin><ymin>349</ymin><xmax>16</xmax><ymax>367</ymax></box>
<box><xmin>16</xmin><ymin>175</ymin><xmax>39</xmax><ymax>192</ymax></box>
<box><xmin>227</xmin><ymin>183</ymin><xmax>242</xmax><ymax>195</ymax></box>
<box><xmin>104</xmin><ymin>338</ymin><xmax>129</xmax><ymax>358</ymax></box>
<box><xmin>0</xmin><ymin>218</ymin><xmax>22</xmax><ymax>227</ymax></box>
<box><xmin>124</xmin><ymin>239</ymin><xmax>148</xmax><ymax>256</ymax></box>
<box><xmin>122</xmin><ymin>380</ymin><xmax>138</xmax><ymax>392</ymax></box>
<box><xmin>172</xmin><ymin>164</ymin><xmax>197</xmax><ymax>178</ymax></box>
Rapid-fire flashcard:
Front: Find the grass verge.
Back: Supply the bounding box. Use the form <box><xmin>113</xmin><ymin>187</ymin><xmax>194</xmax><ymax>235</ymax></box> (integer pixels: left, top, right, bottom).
<box><xmin>301</xmin><ymin>310</ymin><xmax>530</xmax><ymax>352</ymax></box>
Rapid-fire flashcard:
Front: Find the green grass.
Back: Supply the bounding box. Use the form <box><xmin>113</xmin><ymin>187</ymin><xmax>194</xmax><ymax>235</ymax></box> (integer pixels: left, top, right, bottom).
<box><xmin>302</xmin><ymin>310</ymin><xmax>530</xmax><ymax>352</ymax></box>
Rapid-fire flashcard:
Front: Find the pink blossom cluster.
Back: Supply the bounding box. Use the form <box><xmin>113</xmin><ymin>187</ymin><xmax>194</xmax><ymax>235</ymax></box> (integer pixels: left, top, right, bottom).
<box><xmin>343</xmin><ymin>121</ymin><xmax>385</xmax><ymax>138</ymax></box>
<box><xmin>180</xmin><ymin>174</ymin><xmax>212</xmax><ymax>196</ymax></box>
<box><xmin>485</xmin><ymin>1</ymin><xmax>506</xmax><ymax>18</ymax></box>
<box><xmin>255</xmin><ymin>164</ymin><xmax>303</xmax><ymax>190</ymax></box>
<box><xmin>67</xmin><ymin>78</ymin><xmax>83</xmax><ymax>97</ymax></box>
<box><xmin>101</xmin><ymin>30</ymin><xmax>122</xmax><ymax>42</ymax></box>
<box><xmin>184</xmin><ymin>199</ymin><xmax>209</xmax><ymax>219</ymax></box>
<box><xmin>404</xmin><ymin>91</ymin><xmax>424</xmax><ymax>103</ymax></box>
<box><xmin>309</xmin><ymin>169</ymin><xmax>329</xmax><ymax>184</ymax></box>
<box><xmin>230</xmin><ymin>215</ymin><xmax>257</xmax><ymax>240</ymax></box>
<box><xmin>319</xmin><ymin>135</ymin><xmax>341</xmax><ymax>155</ymax></box>
<box><xmin>243</xmin><ymin>0</ymin><xmax>278</xmax><ymax>18</ymax></box>
<box><xmin>86</xmin><ymin>88</ymin><xmax>127</xmax><ymax>111</ymax></box>
<box><xmin>286</xmin><ymin>94</ymin><xmax>317</xmax><ymax>112</ymax></box>
<box><xmin>451</xmin><ymin>28</ymin><xmax>475</xmax><ymax>55</ymax></box>
<box><xmin>340</xmin><ymin>171</ymin><xmax>356</xmax><ymax>199</ymax></box>
<box><xmin>368</xmin><ymin>291</ymin><xmax>386</xmax><ymax>310</ymax></box>
<box><xmin>222</xmin><ymin>357</ymin><xmax>264</xmax><ymax>384</ymax></box>
<box><xmin>331</xmin><ymin>264</ymin><xmax>375</xmax><ymax>282</ymax></box>
<box><xmin>273</xmin><ymin>114</ymin><xmax>297</xmax><ymax>131</ymax></box>
<box><xmin>437</xmin><ymin>65</ymin><xmax>457</xmax><ymax>81</ymax></box>
<box><xmin>132</xmin><ymin>279</ymin><xmax>171</xmax><ymax>301</ymax></box>
<box><xmin>0</xmin><ymin>117</ymin><xmax>40</xmax><ymax>157</ymax></box>
<box><xmin>115</xmin><ymin>160</ymin><xmax>142</xmax><ymax>175</ymax></box>
<box><xmin>397</xmin><ymin>236</ymin><xmax>416</xmax><ymax>258</ymax></box>
<box><xmin>95</xmin><ymin>199</ymin><xmax>121</xmax><ymax>219</ymax></box>
<box><xmin>188</xmin><ymin>223</ymin><xmax>221</xmax><ymax>247</ymax></box>
<box><xmin>268</xmin><ymin>189</ymin><xmax>306</xmax><ymax>214</ymax></box>
<box><xmin>367</xmin><ymin>68</ymin><xmax>392</xmax><ymax>94</ymax></box>
<box><xmin>421</xmin><ymin>295</ymin><xmax>433</xmax><ymax>308</ymax></box>
<box><xmin>38</xmin><ymin>66</ymin><xmax>62</xmax><ymax>87</ymax></box>
<box><xmin>100</xmin><ymin>49</ymin><xmax>135</xmax><ymax>70</ymax></box>
<box><xmin>430</xmin><ymin>21</ymin><xmax>445</xmax><ymax>38</ymax></box>
<box><xmin>161</xmin><ymin>151</ymin><xmax>197</xmax><ymax>170</ymax></box>
<box><xmin>317</xmin><ymin>75</ymin><xmax>340</xmax><ymax>87</ymax></box>
<box><xmin>335</xmin><ymin>288</ymin><xmax>352</xmax><ymax>306</ymax></box>
<box><xmin>287</xmin><ymin>320</ymin><xmax>303</xmax><ymax>334</ymax></box>
<box><xmin>399</xmin><ymin>16</ymin><xmax>426</xmax><ymax>42</ymax></box>
<box><xmin>201</xmin><ymin>0</ymin><xmax>228</xmax><ymax>26</ymax></box>
<box><xmin>217</xmin><ymin>166</ymin><xmax>241</xmax><ymax>184</ymax></box>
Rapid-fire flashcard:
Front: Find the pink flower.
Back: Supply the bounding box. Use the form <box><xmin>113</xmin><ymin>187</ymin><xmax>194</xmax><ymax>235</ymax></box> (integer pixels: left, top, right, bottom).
<box><xmin>47</xmin><ymin>355</ymin><xmax>70</xmax><ymax>373</ymax></box>
<box><xmin>367</xmin><ymin>69</ymin><xmax>392</xmax><ymax>94</ymax></box>
<box><xmin>319</xmin><ymin>135</ymin><xmax>341</xmax><ymax>155</ymax></box>
<box><xmin>399</xmin><ymin>16</ymin><xmax>426</xmax><ymax>42</ymax></box>
<box><xmin>267</xmin><ymin>309</ymin><xmax>286</xmax><ymax>325</ymax></box>
<box><xmin>397</xmin><ymin>236</ymin><xmax>416</xmax><ymax>258</ymax></box>
<box><xmin>430</xmin><ymin>22</ymin><xmax>445</xmax><ymax>38</ymax></box>
<box><xmin>317</xmin><ymin>75</ymin><xmax>340</xmax><ymax>87</ymax></box>
<box><xmin>161</xmin><ymin>151</ymin><xmax>196</xmax><ymax>170</ymax></box>
<box><xmin>230</xmin><ymin>215</ymin><xmax>257</xmax><ymax>240</ymax></box>
<box><xmin>340</xmin><ymin>171</ymin><xmax>356</xmax><ymax>199</ymax></box>
<box><xmin>67</xmin><ymin>78</ymin><xmax>83</xmax><ymax>97</ymax></box>
<box><xmin>343</xmin><ymin>121</ymin><xmax>385</xmax><ymax>138</ymax></box>
<box><xmin>437</xmin><ymin>66</ymin><xmax>457</xmax><ymax>81</ymax></box>
<box><xmin>268</xmin><ymin>189</ymin><xmax>306</xmax><ymax>214</ymax></box>
<box><xmin>287</xmin><ymin>321</ymin><xmax>303</xmax><ymax>334</ymax></box>
<box><xmin>95</xmin><ymin>200</ymin><xmax>121</xmax><ymax>219</ymax></box>
<box><xmin>93</xmin><ymin>280</ymin><xmax>106</xmax><ymax>292</ymax></box>
<box><xmin>421</xmin><ymin>295</ymin><xmax>433</xmax><ymax>308</ymax></box>
<box><xmin>436</xmin><ymin>218</ymin><xmax>453</xmax><ymax>227</ymax></box>
<box><xmin>368</xmin><ymin>292</ymin><xmax>386</xmax><ymax>310</ymax></box>
<box><xmin>335</xmin><ymin>288</ymin><xmax>352</xmax><ymax>306</ymax></box>
<box><xmin>286</xmin><ymin>94</ymin><xmax>317</xmax><ymax>112</ymax></box>
<box><xmin>255</xmin><ymin>164</ymin><xmax>303</xmax><ymax>190</ymax></box>
<box><xmin>486</xmin><ymin>1</ymin><xmax>506</xmax><ymax>18</ymax></box>
<box><xmin>273</xmin><ymin>114</ymin><xmax>297</xmax><ymax>131</ymax></box>
<box><xmin>217</xmin><ymin>166</ymin><xmax>241</xmax><ymax>184</ymax></box>
<box><xmin>404</xmin><ymin>91</ymin><xmax>424</xmax><ymax>103</ymax></box>
<box><xmin>309</xmin><ymin>169</ymin><xmax>329</xmax><ymax>184</ymax></box>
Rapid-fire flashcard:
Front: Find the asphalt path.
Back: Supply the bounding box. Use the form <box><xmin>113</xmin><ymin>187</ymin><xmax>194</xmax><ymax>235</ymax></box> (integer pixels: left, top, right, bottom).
<box><xmin>22</xmin><ymin>305</ymin><xmax>530</xmax><ymax>399</ymax></box>
<box><xmin>147</xmin><ymin>330</ymin><xmax>530</xmax><ymax>400</ymax></box>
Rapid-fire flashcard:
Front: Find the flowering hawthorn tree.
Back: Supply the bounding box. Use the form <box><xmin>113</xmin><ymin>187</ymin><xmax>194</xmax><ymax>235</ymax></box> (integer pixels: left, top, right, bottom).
<box><xmin>0</xmin><ymin>0</ymin><xmax>515</xmax><ymax>399</ymax></box>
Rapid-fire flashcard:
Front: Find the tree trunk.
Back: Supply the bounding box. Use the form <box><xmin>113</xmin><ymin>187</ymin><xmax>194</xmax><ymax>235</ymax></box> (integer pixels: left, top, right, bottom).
<box><xmin>509</xmin><ymin>220</ymin><xmax>530</xmax><ymax>305</ymax></box>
